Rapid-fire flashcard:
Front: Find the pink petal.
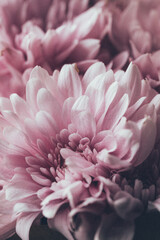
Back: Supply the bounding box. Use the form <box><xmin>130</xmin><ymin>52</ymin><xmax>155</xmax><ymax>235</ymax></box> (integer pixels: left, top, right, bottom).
<box><xmin>36</xmin><ymin>111</ymin><xmax>58</xmax><ymax>138</ymax></box>
<box><xmin>135</xmin><ymin>116</ymin><xmax>156</xmax><ymax>166</ymax></box>
<box><xmin>42</xmin><ymin>30</ymin><xmax>58</xmax><ymax>57</ymax></box>
<box><xmin>10</xmin><ymin>94</ymin><xmax>31</xmax><ymax>119</ymax></box>
<box><xmin>26</xmin><ymin>69</ymin><xmax>44</xmax><ymax>112</ymax></box>
<box><xmin>2</xmin><ymin>111</ymin><xmax>21</xmax><ymax>129</ymax></box>
<box><xmin>71</xmin><ymin>110</ymin><xmax>96</xmax><ymax>139</ymax></box>
<box><xmin>42</xmin><ymin>200</ymin><xmax>67</xmax><ymax>219</ymax></box>
<box><xmin>74</xmin><ymin>6</ymin><xmax>103</xmax><ymax>39</ymax></box>
<box><xmin>120</xmin><ymin>63</ymin><xmax>141</xmax><ymax>105</ymax></box>
<box><xmin>82</xmin><ymin>62</ymin><xmax>106</xmax><ymax>90</ymax></box>
<box><xmin>0</xmin><ymin>97</ymin><xmax>13</xmax><ymax>111</ymax></box>
<box><xmin>93</xmin><ymin>130</ymin><xmax>117</xmax><ymax>152</ymax></box>
<box><xmin>3</xmin><ymin>126</ymin><xmax>29</xmax><ymax>148</ymax></box>
<box><xmin>97</xmin><ymin>81</ymin><xmax>118</xmax><ymax>130</ymax></box>
<box><xmin>16</xmin><ymin>212</ymin><xmax>39</xmax><ymax>240</ymax></box>
<box><xmin>48</xmin><ymin>207</ymin><xmax>73</xmax><ymax>240</ymax></box>
<box><xmin>62</xmin><ymin>97</ymin><xmax>75</xmax><ymax>127</ymax></box>
<box><xmin>97</xmin><ymin>149</ymin><xmax>130</xmax><ymax>169</ymax></box>
<box><xmin>134</xmin><ymin>53</ymin><xmax>158</xmax><ymax>80</ymax></box>
<box><xmin>0</xmin><ymin>218</ymin><xmax>15</xmax><ymax>240</ymax></box>
<box><xmin>14</xmin><ymin>202</ymin><xmax>40</xmax><ymax>214</ymax></box>
<box><xmin>72</xmin><ymin>95</ymin><xmax>90</xmax><ymax>113</ymax></box>
<box><xmin>58</xmin><ymin>64</ymin><xmax>82</xmax><ymax>99</ymax></box>
<box><xmin>55</xmin><ymin>38</ymin><xmax>78</xmax><ymax>64</ymax></box>
<box><xmin>6</xmin><ymin>176</ymin><xmax>39</xmax><ymax>201</ymax></box>
<box><xmin>37</xmin><ymin>88</ymin><xmax>62</xmax><ymax>125</ymax></box>
<box><xmin>30</xmin><ymin>173</ymin><xmax>52</xmax><ymax>187</ymax></box>
<box><xmin>102</xmin><ymin>93</ymin><xmax>129</xmax><ymax>130</ymax></box>
<box><xmin>24</xmin><ymin>118</ymin><xmax>45</xmax><ymax>145</ymax></box>
<box><xmin>85</xmin><ymin>70</ymin><xmax>115</xmax><ymax>121</ymax></box>
<box><xmin>69</xmin><ymin>39</ymin><xmax>100</xmax><ymax>62</ymax></box>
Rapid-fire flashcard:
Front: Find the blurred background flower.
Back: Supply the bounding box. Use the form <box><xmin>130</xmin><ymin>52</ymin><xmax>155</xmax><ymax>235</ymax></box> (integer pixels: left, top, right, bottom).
<box><xmin>107</xmin><ymin>0</ymin><xmax>160</xmax><ymax>90</ymax></box>
<box><xmin>0</xmin><ymin>0</ymin><xmax>109</xmax><ymax>97</ymax></box>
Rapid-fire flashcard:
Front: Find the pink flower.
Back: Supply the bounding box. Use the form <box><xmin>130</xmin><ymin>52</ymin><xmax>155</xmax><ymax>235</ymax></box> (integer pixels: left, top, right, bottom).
<box><xmin>105</xmin><ymin>0</ymin><xmax>160</xmax><ymax>91</ymax></box>
<box><xmin>0</xmin><ymin>62</ymin><xmax>159</xmax><ymax>240</ymax></box>
<box><xmin>0</xmin><ymin>0</ymin><xmax>109</xmax><ymax>96</ymax></box>
<box><xmin>109</xmin><ymin>0</ymin><xmax>160</xmax><ymax>58</ymax></box>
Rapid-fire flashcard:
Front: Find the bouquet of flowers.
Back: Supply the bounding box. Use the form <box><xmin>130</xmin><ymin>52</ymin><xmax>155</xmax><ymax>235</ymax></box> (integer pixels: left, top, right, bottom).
<box><xmin>1</xmin><ymin>0</ymin><xmax>160</xmax><ymax>239</ymax></box>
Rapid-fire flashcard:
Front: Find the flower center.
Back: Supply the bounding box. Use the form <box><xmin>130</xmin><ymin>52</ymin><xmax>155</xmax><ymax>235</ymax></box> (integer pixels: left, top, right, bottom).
<box><xmin>26</xmin><ymin>128</ymin><xmax>95</xmax><ymax>187</ymax></box>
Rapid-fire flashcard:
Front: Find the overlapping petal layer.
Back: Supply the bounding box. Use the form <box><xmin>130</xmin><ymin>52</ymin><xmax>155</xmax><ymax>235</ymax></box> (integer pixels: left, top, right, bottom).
<box><xmin>108</xmin><ymin>0</ymin><xmax>160</xmax><ymax>88</ymax></box>
<box><xmin>0</xmin><ymin>0</ymin><xmax>109</xmax><ymax>96</ymax></box>
<box><xmin>0</xmin><ymin>62</ymin><xmax>160</xmax><ymax>239</ymax></box>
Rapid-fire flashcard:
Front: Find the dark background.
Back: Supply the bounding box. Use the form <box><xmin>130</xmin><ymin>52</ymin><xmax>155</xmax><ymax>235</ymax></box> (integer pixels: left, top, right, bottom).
<box><xmin>7</xmin><ymin>211</ymin><xmax>160</xmax><ymax>240</ymax></box>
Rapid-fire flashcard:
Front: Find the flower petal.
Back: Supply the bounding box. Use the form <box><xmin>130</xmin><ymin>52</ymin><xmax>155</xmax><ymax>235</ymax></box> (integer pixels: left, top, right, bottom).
<box><xmin>16</xmin><ymin>212</ymin><xmax>39</xmax><ymax>240</ymax></box>
<box><xmin>58</xmin><ymin>64</ymin><xmax>82</xmax><ymax>99</ymax></box>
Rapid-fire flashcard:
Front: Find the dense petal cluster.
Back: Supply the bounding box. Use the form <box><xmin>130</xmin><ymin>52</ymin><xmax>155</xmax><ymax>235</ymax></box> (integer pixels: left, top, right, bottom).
<box><xmin>107</xmin><ymin>0</ymin><xmax>160</xmax><ymax>89</ymax></box>
<box><xmin>109</xmin><ymin>0</ymin><xmax>160</xmax><ymax>57</ymax></box>
<box><xmin>0</xmin><ymin>62</ymin><xmax>160</xmax><ymax>239</ymax></box>
<box><xmin>1</xmin><ymin>1</ymin><xmax>160</xmax><ymax>240</ymax></box>
<box><xmin>0</xmin><ymin>0</ymin><xmax>109</xmax><ymax>97</ymax></box>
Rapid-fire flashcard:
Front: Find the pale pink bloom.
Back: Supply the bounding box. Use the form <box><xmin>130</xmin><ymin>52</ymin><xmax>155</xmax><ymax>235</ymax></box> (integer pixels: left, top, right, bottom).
<box><xmin>109</xmin><ymin>0</ymin><xmax>160</xmax><ymax>58</ymax></box>
<box><xmin>0</xmin><ymin>62</ymin><xmax>160</xmax><ymax>239</ymax></box>
<box><xmin>106</xmin><ymin>0</ymin><xmax>160</xmax><ymax>91</ymax></box>
<box><xmin>0</xmin><ymin>0</ymin><xmax>109</xmax><ymax>97</ymax></box>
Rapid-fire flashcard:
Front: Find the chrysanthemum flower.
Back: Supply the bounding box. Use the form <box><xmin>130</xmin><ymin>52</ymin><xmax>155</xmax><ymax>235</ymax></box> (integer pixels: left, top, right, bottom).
<box><xmin>105</xmin><ymin>0</ymin><xmax>160</xmax><ymax>91</ymax></box>
<box><xmin>0</xmin><ymin>62</ymin><xmax>160</xmax><ymax>240</ymax></box>
<box><xmin>109</xmin><ymin>0</ymin><xmax>160</xmax><ymax>58</ymax></box>
<box><xmin>0</xmin><ymin>0</ymin><xmax>109</xmax><ymax>97</ymax></box>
